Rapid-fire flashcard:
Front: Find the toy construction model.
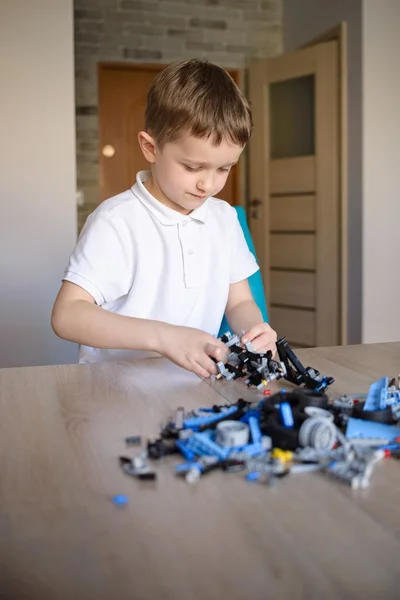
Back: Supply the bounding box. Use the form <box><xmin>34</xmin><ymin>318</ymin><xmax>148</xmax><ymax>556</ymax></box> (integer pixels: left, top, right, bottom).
<box><xmin>214</xmin><ymin>331</ymin><xmax>335</xmax><ymax>393</ymax></box>
<box><xmin>119</xmin><ymin>375</ymin><xmax>400</xmax><ymax>492</ymax></box>
<box><xmin>117</xmin><ymin>334</ymin><xmax>400</xmax><ymax>493</ymax></box>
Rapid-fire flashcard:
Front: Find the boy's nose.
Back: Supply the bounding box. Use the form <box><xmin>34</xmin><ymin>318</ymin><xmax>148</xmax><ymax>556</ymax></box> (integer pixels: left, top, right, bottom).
<box><xmin>197</xmin><ymin>177</ymin><xmax>213</xmax><ymax>194</ymax></box>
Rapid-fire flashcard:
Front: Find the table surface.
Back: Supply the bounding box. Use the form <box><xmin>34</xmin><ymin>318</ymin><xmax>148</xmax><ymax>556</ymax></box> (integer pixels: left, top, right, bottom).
<box><xmin>1</xmin><ymin>342</ymin><xmax>400</xmax><ymax>600</ymax></box>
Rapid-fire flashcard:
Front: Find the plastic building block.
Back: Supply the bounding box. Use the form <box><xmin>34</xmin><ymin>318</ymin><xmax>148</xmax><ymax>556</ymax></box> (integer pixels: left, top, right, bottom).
<box><xmin>125</xmin><ymin>435</ymin><xmax>142</xmax><ymax>445</ymax></box>
<box><xmin>112</xmin><ymin>494</ymin><xmax>129</xmax><ymax>505</ymax></box>
<box><xmin>248</xmin><ymin>416</ymin><xmax>262</xmax><ymax>445</ymax></box>
<box><xmin>279</xmin><ymin>402</ymin><xmax>294</xmax><ymax>428</ymax></box>
<box><xmin>346</xmin><ymin>418</ymin><xmax>400</xmax><ymax>441</ymax></box>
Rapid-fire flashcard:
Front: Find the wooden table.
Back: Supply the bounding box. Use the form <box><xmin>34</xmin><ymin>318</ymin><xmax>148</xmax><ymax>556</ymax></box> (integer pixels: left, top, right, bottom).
<box><xmin>1</xmin><ymin>343</ymin><xmax>400</xmax><ymax>599</ymax></box>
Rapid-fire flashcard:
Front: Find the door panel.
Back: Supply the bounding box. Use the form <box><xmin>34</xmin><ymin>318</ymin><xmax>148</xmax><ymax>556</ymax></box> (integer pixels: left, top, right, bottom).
<box><xmin>270</xmin><ymin>157</ymin><xmax>315</xmax><ymax>195</ymax></box>
<box><xmin>249</xmin><ymin>41</ymin><xmax>340</xmax><ymax>347</ymax></box>
<box><xmin>270</xmin><ymin>234</ymin><xmax>315</xmax><ymax>270</ymax></box>
<box><xmin>270</xmin><ymin>271</ymin><xmax>315</xmax><ymax>308</ymax></box>
<box><xmin>270</xmin><ymin>196</ymin><xmax>315</xmax><ymax>232</ymax></box>
<box><xmin>270</xmin><ymin>306</ymin><xmax>315</xmax><ymax>347</ymax></box>
<box><xmin>98</xmin><ymin>64</ymin><xmax>240</xmax><ymax>205</ymax></box>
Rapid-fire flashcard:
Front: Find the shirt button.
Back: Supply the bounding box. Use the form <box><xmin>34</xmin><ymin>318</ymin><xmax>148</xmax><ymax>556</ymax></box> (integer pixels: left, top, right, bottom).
<box><xmin>182</xmin><ymin>220</ymin><xmax>189</xmax><ymax>227</ymax></box>
<box><xmin>188</xmin><ymin>249</ymin><xmax>194</xmax><ymax>256</ymax></box>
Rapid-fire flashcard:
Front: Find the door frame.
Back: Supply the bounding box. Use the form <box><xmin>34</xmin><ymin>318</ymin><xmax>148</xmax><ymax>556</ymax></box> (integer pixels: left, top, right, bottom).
<box><xmin>97</xmin><ymin>62</ymin><xmax>242</xmax><ymax>207</ymax></box>
<box><xmin>302</xmin><ymin>23</ymin><xmax>348</xmax><ymax>345</ymax></box>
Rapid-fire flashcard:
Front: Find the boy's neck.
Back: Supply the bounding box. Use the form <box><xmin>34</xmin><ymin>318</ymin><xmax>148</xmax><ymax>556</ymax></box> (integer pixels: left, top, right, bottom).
<box><xmin>144</xmin><ymin>174</ymin><xmax>192</xmax><ymax>216</ymax></box>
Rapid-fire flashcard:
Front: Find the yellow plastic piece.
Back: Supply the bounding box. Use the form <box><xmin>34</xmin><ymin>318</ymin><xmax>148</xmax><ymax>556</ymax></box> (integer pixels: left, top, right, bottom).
<box><xmin>271</xmin><ymin>448</ymin><xmax>293</xmax><ymax>463</ymax></box>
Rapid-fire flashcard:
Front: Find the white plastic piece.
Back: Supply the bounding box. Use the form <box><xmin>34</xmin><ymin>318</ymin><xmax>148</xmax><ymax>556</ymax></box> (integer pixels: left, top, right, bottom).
<box><xmin>261</xmin><ymin>436</ymin><xmax>272</xmax><ymax>451</ymax></box>
<box><xmin>186</xmin><ymin>467</ymin><xmax>201</xmax><ymax>484</ymax></box>
<box><xmin>299</xmin><ymin>417</ymin><xmax>337</xmax><ymax>450</ymax></box>
<box><xmin>216</xmin><ymin>420</ymin><xmax>250</xmax><ymax>448</ymax></box>
<box><xmin>304</xmin><ymin>406</ymin><xmax>334</xmax><ymax>421</ymax></box>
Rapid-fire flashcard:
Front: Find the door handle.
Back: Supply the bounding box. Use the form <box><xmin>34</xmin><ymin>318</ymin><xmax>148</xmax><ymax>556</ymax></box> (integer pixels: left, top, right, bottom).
<box><xmin>250</xmin><ymin>198</ymin><xmax>262</xmax><ymax>219</ymax></box>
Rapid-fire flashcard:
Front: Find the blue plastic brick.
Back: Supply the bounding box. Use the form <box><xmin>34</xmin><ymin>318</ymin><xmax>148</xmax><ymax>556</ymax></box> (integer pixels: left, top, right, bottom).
<box><xmin>112</xmin><ymin>494</ymin><xmax>129</xmax><ymax>506</ymax></box>
<box><xmin>364</xmin><ymin>377</ymin><xmax>388</xmax><ymax>411</ymax></box>
<box><xmin>176</xmin><ymin>440</ymin><xmax>196</xmax><ymax>461</ymax></box>
<box><xmin>249</xmin><ymin>416</ymin><xmax>262</xmax><ymax>445</ymax></box>
<box><xmin>246</xmin><ymin>472</ymin><xmax>260</xmax><ymax>482</ymax></box>
<box><xmin>279</xmin><ymin>402</ymin><xmax>294</xmax><ymax>428</ymax></box>
<box><xmin>183</xmin><ymin>405</ymin><xmax>238</xmax><ymax>429</ymax></box>
<box><xmin>346</xmin><ymin>417</ymin><xmax>400</xmax><ymax>441</ymax></box>
<box><xmin>185</xmin><ymin>433</ymin><xmax>230</xmax><ymax>460</ymax></box>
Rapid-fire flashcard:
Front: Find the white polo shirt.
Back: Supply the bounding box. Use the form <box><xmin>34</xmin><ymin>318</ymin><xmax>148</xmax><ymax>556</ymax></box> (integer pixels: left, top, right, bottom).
<box><xmin>63</xmin><ymin>171</ymin><xmax>259</xmax><ymax>363</ymax></box>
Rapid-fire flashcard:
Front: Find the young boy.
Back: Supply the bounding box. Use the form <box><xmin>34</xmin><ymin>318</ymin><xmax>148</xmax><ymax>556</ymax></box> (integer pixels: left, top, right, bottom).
<box><xmin>51</xmin><ymin>59</ymin><xmax>277</xmax><ymax>378</ymax></box>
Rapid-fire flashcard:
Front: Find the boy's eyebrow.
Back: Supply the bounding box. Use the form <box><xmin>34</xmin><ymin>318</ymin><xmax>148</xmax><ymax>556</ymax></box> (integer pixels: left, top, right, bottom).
<box><xmin>184</xmin><ymin>160</ymin><xmax>238</xmax><ymax>167</ymax></box>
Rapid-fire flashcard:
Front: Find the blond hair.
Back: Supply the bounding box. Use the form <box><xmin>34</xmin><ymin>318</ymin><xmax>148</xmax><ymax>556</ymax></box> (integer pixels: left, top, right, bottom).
<box><xmin>145</xmin><ymin>59</ymin><xmax>253</xmax><ymax>148</ymax></box>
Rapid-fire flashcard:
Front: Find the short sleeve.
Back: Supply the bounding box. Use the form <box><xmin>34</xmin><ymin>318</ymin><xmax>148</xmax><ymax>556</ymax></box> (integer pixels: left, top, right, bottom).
<box><xmin>63</xmin><ymin>212</ymin><xmax>134</xmax><ymax>305</ymax></box>
<box><xmin>229</xmin><ymin>210</ymin><xmax>259</xmax><ymax>284</ymax></box>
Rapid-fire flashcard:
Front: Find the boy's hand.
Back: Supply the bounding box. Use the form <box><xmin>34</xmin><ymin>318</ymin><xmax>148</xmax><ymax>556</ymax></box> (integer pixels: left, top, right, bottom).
<box><xmin>157</xmin><ymin>325</ymin><xmax>230</xmax><ymax>379</ymax></box>
<box><xmin>241</xmin><ymin>322</ymin><xmax>277</xmax><ymax>355</ymax></box>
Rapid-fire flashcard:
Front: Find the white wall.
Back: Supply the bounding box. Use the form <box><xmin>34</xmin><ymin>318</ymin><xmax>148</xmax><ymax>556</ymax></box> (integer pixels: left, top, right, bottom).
<box><xmin>362</xmin><ymin>0</ymin><xmax>400</xmax><ymax>342</ymax></box>
<box><xmin>0</xmin><ymin>0</ymin><xmax>78</xmax><ymax>367</ymax></box>
<box><xmin>283</xmin><ymin>0</ymin><xmax>363</xmax><ymax>344</ymax></box>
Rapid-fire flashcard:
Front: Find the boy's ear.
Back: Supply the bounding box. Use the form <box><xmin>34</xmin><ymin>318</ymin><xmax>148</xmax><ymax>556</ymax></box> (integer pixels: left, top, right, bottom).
<box><xmin>138</xmin><ymin>131</ymin><xmax>157</xmax><ymax>163</ymax></box>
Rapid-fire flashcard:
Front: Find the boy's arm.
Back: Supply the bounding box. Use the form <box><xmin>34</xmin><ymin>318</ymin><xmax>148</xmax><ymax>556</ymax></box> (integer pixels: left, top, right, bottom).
<box><xmin>224</xmin><ymin>279</ymin><xmax>277</xmax><ymax>354</ymax></box>
<box><xmin>51</xmin><ymin>281</ymin><xmax>162</xmax><ymax>352</ymax></box>
<box><xmin>51</xmin><ymin>281</ymin><xmax>229</xmax><ymax>377</ymax></box>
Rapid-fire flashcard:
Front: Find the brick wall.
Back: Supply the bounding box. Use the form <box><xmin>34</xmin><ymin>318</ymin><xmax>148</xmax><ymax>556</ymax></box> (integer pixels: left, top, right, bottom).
<box><xmin>75</xmin><ymin>0</ymin><xmax>283</xmax><ymax>231</ymax></box>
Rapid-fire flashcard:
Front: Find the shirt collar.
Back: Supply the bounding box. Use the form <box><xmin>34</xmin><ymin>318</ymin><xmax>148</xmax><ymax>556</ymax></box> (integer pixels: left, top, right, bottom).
<box><xmin>132</xmin><ymin>171</ymin><xmax>209</xmax><ymax>226</ymax></box>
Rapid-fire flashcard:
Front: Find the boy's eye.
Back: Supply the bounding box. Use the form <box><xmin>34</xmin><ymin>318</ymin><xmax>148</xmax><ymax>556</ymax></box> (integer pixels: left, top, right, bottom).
<box><xmin>219</xmin><ymin>167</ymin><xmax>230</xmax><ymax>173</ymax></box>
<box><xmin>183</xmin><ymin>165</ymin><xmax>199</xmax><ymax>172</ymax></box>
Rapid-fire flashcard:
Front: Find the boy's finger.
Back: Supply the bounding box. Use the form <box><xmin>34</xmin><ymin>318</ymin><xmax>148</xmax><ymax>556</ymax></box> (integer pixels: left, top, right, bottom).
<box><xmin>198</xmin><ymin>354</ymin><xmax>219</xmax><ymax>376</ymax></box>
<box><xmin>241</xmin><ymin>323</ymin><xmax>265</xmax><ymax>343</ymax></box>
<box><xmin>250</xmin><ymin>333</ymin><xmax>277</xmax><ymax>354</ymax></box>
<box><xmin>190</xmin><ymin>360</ymin><xmax>213</xmax><ymax>379</ymax></box>
<box><xmin>206</xmin><ymin>343</ymin><xmax>229</xmax><ymax>364</ymax></box>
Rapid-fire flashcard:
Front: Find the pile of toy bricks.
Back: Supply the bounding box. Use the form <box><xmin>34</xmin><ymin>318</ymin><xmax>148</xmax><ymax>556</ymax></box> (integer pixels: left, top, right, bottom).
<box><xmin>119</xmin><ymin>333</ymin><xmax>400</xmax><ymax>489</ymax></box>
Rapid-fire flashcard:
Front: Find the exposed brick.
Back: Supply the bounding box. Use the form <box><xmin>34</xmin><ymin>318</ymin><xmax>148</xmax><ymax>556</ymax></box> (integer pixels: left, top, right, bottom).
<box><xmin>261</xmin><ymin>0</ymin><xmax>281</xmax><ymax>13</ymax></box>
<box><xmin>123</xmin><ymin>48</ymin><xmax>162</xmax><ymax>59</ymax></box>
<box><xmin>226</xmin><ymin>44</ymin><xmax>252</xmax><ymax>53</ymax></box>
<box><xmin>78</xmin><ymin>141</ymin><xmax>99</xmax><ymax>153</ymax></box>
<box><xmin>168</xmin><ymin>29</ymin><xmax>203</xmax><ymax>43</ymax></box>
<box><xmin>123</xmin><ymin>23</ymin><xmax>164</xmax><ymax>36</ymax></box>
<box><xmin>74</xmin><ymin>8</ymin><xmax>103</xmax><ymax>20</ymax></box>
<box><xmin>76</xmin><ymin>106</ymin><xmax>98</xmax><ymax>116</ymax></box>
<box><xmin>119</xmin><ymin>0</ymin><xmax>153</xmax><ymax>10</ymax></box>
<box><xmin>218</xmin><ymin>0</ymin><xmax>261</xmax><ymax>8</ymax></box>
<box><xmin>76</xmin><ymin>20</ymin><xmax>105</xmax><ymax>33</ymax></box>
<box><xmin>74</xmin><ymin>44</ymin><xmax>102</xmax><ymax>56</ymax></box>
<box><xmin>186</xmin><ymin>41</ymin><xmax>223</xmax><ymax>52</ymax></box>
<box><xmin>243</xmin><ymin>11</ymin><xmax>270</xmax><ymax>21</ymax></box>
<box><xmin>75</xmin><ymin>33</ymin><xmax>101</xmax><ymax>45</ymax></box>
<box><xmin>151</xmin><ymin>15</ymin><xmax>188</xmax><ymax>27</ymax></box>
<box><xmin>203</xmin><ymin>28</ymin><xmax>246</xmax><ymax>44</ymax></box>
<box><xmin>190</xmin><ymin>17</ymin><xmax>227</xmax><ymax>30</ymax></box>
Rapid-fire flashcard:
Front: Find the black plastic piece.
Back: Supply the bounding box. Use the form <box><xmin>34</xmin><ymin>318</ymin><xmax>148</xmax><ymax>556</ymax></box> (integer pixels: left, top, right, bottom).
<box><xmin>276</xmin><ymin>337</ymin><xmax>335</xmax><ymax>392</ymax></box>
<box><xmin>351</xmin><ymin>404</ymin><xmax>395</xmax><ymax>425</ymax></box>
<box><xmin>125</xmin><ymin>435</ymin><xmax>142</xmax><ymax>445</ymax></box>
<box><xmin>259</xmin><ymin>389</ymin><xmax>329</xmax><ymax>451</ymax></box>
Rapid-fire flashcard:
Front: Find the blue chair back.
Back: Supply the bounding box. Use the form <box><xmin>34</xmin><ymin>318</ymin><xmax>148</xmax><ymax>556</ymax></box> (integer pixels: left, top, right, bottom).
<box><xmin>218</xmin><ymin>205</ymin><xmax>268</xmax><ymax>337</ymax></box>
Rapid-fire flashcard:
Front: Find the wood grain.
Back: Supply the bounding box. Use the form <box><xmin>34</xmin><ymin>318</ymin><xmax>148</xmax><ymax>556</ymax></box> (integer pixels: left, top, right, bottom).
<box><xmin>1</xmin><ymin>345</ymin><xmax>400</xmax><ymax>599</ymax></box>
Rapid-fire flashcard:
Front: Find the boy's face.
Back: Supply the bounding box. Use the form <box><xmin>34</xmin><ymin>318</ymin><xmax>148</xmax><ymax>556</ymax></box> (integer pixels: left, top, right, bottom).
<box><xmin>139</xmin><ymin>132</ymin><xmax>244</xmax><ymax>214</ymax></box>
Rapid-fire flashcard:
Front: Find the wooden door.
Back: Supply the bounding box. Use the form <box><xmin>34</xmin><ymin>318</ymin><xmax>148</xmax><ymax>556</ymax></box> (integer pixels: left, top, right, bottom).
<box><xmin>248</xmin><ymin>41</ymin><xmax>340</xmax><ymax>348</ymax></box>
<box><xmin>98</xmin><ymin>63</ymin><xmax>240</xmax><ymax>205</ymax></box>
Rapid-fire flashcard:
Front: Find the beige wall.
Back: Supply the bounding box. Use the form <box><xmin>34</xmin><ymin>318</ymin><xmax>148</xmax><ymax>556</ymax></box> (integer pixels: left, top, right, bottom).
<box><xmin>283</xmin><ymin>0</ymin><xmax>363</xmax><ymax>345</ymax></box>
<box><xmin>0</xmin><ymin>0</ymin><xmax>78</xmax><ymax>367</ymax></box>
<box><xmin>362</xmin><ymin>0</ymin><xmax>400</xmax><ymax>342</ymax></box>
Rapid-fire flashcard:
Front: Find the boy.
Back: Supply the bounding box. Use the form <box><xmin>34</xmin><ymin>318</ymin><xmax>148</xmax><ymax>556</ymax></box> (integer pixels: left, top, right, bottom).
<box><xmin>51</xmin><ymin>59</ymin><xmax>277</xmax><ymax>378</ymax></box>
